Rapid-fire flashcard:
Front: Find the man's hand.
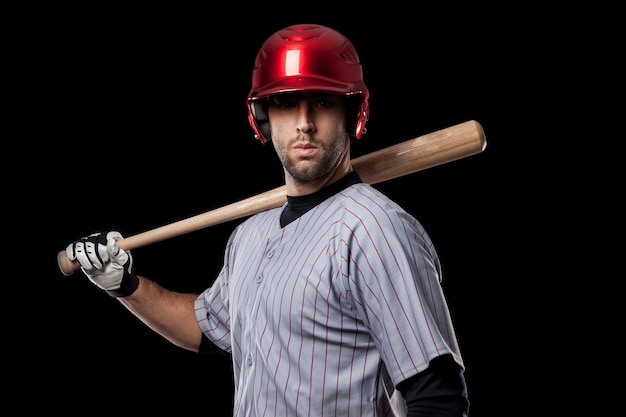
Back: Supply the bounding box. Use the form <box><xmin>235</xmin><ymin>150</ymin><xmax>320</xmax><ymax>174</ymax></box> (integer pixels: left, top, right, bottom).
<box><xmin>65</xmin><ymin>231</ymin><xmax>139</xmax><ymax>297</ymax></box>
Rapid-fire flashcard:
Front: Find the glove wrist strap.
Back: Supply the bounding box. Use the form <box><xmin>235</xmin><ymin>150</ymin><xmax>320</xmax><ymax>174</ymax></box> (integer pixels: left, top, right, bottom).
<box><xmin>106</xmin><ymin>274</ymin><xmax>140</xmax><ymax>298</ymax></box>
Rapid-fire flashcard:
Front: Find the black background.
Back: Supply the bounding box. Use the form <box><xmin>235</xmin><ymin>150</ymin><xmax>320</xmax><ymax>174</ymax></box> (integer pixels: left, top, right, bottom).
<box><xmin>14</xmin><ymin>5</ymin><xmax>605</xmax><ymax>416</ymax></box>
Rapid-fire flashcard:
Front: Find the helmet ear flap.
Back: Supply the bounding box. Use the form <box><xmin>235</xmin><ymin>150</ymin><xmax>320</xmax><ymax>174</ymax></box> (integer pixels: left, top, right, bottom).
<box><xmin>250</xmin><ymin>100</ymin><xmax>271</xmax><ymax>143</ymax></box>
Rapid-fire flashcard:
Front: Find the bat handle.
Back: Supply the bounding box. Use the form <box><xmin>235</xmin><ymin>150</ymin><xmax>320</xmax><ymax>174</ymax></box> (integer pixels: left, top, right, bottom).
<box><xmin>58</xmin><ymin>250</ymin><xmax>80</xmax><ymax>276</ymax></box>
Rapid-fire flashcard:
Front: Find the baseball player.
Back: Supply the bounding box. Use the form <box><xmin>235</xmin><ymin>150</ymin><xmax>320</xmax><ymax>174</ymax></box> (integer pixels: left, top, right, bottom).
<box><xmin>64</xmin><ymin>24</ymin><xmax>469</xmax><ymax>416</ymax></box>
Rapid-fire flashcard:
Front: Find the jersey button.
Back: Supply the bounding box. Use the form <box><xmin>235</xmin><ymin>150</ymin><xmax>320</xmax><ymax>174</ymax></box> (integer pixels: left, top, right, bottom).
<box><xmin>247</xmin><ymin>354</ymin><xmax>253</xmax><ymax>366</ymax></box>
<box><xmin>256</xmin><ymin>275</ymin><xmax>263</xmax><ymax>283</ymax></box>
<box><xmin>266</xmin><ymin>250</ymin><xmax>274</xmax><ymax>258</ymax></box>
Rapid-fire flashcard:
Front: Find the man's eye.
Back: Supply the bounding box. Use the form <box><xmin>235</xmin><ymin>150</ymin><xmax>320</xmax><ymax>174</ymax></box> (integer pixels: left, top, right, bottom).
<box><xmin>272</xmin><ymin>100</ymin><xmax>294</xmax><ymax>109</ymax></box>
<box><xmin>315</xmin><ymin>99</ymin><xmax>333</xmax><ymax>108</ymax></box>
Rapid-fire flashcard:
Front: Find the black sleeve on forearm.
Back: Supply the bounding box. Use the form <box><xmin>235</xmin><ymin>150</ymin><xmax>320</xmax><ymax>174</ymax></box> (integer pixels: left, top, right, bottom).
<box><xmin>397</xmin><ymin>354</ymin><xmax>470</xmax><ymax>417</ymax></box>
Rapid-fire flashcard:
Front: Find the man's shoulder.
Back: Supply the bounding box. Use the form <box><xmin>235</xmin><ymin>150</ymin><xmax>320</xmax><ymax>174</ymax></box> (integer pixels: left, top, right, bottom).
<box><xmin>340</xmin><ymin>182</ymin><xmax>393</xmax><ymax>201</ymax></box>
<box><xmin>338</xmin><ymin>183</ymin><xmax>406</xmax><ymax>216</ymax></box>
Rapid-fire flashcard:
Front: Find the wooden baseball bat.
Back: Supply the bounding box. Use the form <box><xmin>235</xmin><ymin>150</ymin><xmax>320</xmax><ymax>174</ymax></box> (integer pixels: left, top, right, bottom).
<box><xmin>58</xmin><ymin>119</ymin><xmax>486</xmax><ymax>276</ymax></box>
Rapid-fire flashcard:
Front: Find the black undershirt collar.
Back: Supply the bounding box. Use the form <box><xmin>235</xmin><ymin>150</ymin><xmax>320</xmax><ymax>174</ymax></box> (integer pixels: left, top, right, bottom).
<box><xmin>280</xmin><ymin>171</ymin><xmax>363</xmax><ymax>228</ymax></box>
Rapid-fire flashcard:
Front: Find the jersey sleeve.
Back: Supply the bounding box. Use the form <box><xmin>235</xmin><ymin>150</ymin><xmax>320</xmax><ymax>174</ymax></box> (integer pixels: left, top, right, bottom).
<box><xmin>339</xmin><ymin>186</ymin><xmax>464</xmax><ymax>385</ymax></box>
<box><xmin>194</xmin><ymin>232</ymin><xmax>238</xmax><ymax>354</ymax></box>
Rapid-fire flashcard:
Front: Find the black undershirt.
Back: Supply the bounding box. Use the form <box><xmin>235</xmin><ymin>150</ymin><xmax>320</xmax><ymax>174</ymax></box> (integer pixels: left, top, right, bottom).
<box><xmin>398</xmin><ymin>354</ymin><xmax>469</xmax><ymax>416</ymax></box>
<box><xmin>280</xmin><ymin>170</ymin><xmax>362</xmax><ymax>227</ymax></box>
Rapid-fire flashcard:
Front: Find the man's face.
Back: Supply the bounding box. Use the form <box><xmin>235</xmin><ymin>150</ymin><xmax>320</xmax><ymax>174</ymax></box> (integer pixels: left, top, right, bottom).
<box><xmin>268</xmin><ymin>92</ymin><xmax>349</xmax><ymax>185</ymax></box>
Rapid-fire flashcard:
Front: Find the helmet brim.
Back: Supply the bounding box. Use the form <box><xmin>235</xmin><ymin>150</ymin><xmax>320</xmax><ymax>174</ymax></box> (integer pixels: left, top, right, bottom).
<box><xmin>248</xmin><ymin>76</ymin><xmax>367</xmax><ymax>101</ymax></box>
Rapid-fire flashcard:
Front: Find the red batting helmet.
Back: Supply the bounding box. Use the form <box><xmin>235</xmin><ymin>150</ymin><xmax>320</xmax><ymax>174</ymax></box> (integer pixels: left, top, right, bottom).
<box><xmin>247</xmin><ymin>24</ymin><xmax>370</xmax><ymax>144</ymax></box>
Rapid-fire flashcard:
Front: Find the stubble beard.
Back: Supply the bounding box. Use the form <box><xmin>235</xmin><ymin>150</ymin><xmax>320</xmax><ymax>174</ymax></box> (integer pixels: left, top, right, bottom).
<box><xmin>275</xmin><ymin>131</ymin><xmax>348</xmax><ymax>184</ymax></box>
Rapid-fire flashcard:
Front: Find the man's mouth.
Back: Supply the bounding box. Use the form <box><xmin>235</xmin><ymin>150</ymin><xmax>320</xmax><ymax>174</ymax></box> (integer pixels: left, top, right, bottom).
<box><xmin>293</xmin><ymin>145</ymin><xmax>318</xmax><ymax>157</ymax></box>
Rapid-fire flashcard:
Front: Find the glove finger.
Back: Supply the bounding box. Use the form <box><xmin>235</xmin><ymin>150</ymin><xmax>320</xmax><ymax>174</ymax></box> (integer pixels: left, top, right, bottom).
<box><xmin>71</xmin><ymin>241</ymin><xmax>104</xmax><ymax>269</ymax></box>
<box><xmin>84</xmin><ymin>232</ymin><xmax>111</xmax><ymax>266</ymax></box>
<box><xmin>105</xmin><ymin>230</ymin><xmax>125</xmax><ymax>262</ymax></box>
<box><xmin>106</xmin><ymin>231</ymin><xmax>124</xmax><ymax>241</ymax></box>
<box><xmin>65</xmin><ymin>241</ymin><xmax>77</xmax><ymax>261</ymax></box>
<box><xmin>107</xmin><ymin>236</ymin><xmax>130</xmax><ymax>267</ymax></box>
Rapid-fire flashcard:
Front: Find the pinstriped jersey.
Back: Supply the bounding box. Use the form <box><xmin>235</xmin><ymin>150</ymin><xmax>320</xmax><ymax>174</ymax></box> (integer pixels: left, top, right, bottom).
<box><xmin>194</xmin><ymin>178</ymin><xmax>464</xmax><ymax>417</ymax></box>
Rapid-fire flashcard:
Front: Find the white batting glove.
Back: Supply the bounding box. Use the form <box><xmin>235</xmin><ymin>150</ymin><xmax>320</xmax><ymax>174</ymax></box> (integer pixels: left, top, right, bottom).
<box><xmin>66</xmin><ymin>231</ymin><xmax>139</xmax><ymax>297</ymax></box>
